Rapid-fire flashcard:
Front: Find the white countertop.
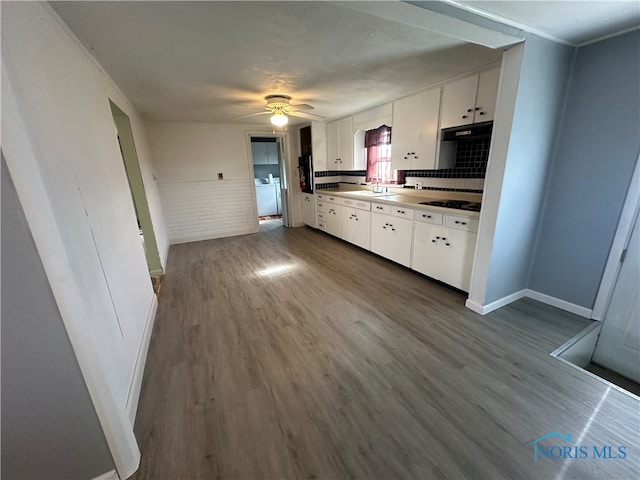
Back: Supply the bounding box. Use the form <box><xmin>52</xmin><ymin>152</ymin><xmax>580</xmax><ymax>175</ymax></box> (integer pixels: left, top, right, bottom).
<box><xmin>316</xmin><ymin>187</ymin><xmax>482</xmax><ymax>217</ymax></box>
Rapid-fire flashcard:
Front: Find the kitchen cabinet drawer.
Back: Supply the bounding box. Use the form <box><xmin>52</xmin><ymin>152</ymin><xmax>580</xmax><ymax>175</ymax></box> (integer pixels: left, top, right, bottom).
<box><xmin>391</xmin><ymin>206</ymin><xmax>414</xmax><ymax>220</ymax></box>
<box><xmin>415</xmin><ymin>210</ymin><xmax>443</xmax><ymax>225</ymax></box>
<box><xmin>445</xmin><ymin>215</ymin><xmax>478</xmax><ymax>232</ymax></box>
<box><xmin>371</xmin><ymin>203</ymin><xmax>391</xmax><ymax>214</ymax></box>
<box><xmin>341</xmin><ymin>198</ymin><xmax>371</xmax><ymax>211</ymax></box>
<box><xmin>316</xmin><ymin>201</ymin><xmax>326</xmax><ymax>213</ymax></box>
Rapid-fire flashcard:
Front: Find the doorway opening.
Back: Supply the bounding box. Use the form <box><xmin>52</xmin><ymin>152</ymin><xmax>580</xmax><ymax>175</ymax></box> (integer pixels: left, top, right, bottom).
<box><xmin>551</xmin><ymin>203</ymin><xmax>640</xmax><ymax>398</ymax></box>
<box><xmin>109</xmin><ymin>100</ymin><xmax>163</xmax><ymax>293</ymax></box>
<box><xmin>249</xmin><ymin>133</ymin><xmax>289</xmax><ymax>231</ymax></box>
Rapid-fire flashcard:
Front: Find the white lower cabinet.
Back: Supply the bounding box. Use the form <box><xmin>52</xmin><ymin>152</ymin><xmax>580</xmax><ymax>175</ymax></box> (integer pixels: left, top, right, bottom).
<box><xmin>370</xmin><ymin>212</ymin><xmax>413</xmax><ymax>267</ymax></box>
<box><xmin>325</xmin><ymin>202</ymin><xmax>341</xmax><ymax>237</ymax></box>
<box><xmin>412</xmin><ymin>213</ymin><xmax>478</xmax><ymax>291</ymax></box>
<box><xmin>340</xmin><ymin>199</ymin><xmax>371</xmax><ymax>250</ymax></box>
<box><xmin>301</xmin><ymin>193</ymin><xmax>315</xmax><ymax>227</ymax></box>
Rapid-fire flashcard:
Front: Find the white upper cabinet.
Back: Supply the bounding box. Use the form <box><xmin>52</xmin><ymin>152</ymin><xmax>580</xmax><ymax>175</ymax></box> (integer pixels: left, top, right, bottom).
<box><xmin>311</xmin><ymin>121</ymin><xmax>328</xmax><ymax>172</ymax></box>
<box><xmin>251</xmin><ymin>141</ymin><xmax>279</xmax><ymax>165</ymax></box>
<box><xmin>474</xmin><ymin>67</ymin><xmax>500</xmax><ymax>125</ymax></box>
<box><xmin>391</xmin><ymin>88</ymin><xmax>445</xmax><ymax>170</ymax></box>
<box><xmin>327</xmin><ymin>117</ymin><xmax>355</xmax><ymax>170</ymax></box>
<box><xmin>440</xmin><ymin>67</ymin><xmax>500</xmax><ymax>129</ymax></box>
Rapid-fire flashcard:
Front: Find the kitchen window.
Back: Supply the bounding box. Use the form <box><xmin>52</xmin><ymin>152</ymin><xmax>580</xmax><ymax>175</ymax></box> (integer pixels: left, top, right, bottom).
<box><xmin>365</xmin><ymin>125</ymin><xmax>405</xmax><ymax>185</ymax></box>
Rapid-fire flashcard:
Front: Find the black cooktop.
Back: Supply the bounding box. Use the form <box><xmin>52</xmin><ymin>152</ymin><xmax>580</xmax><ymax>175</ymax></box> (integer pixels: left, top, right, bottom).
<box><xmin>419</xmin><ymin>200</ymin><xmax>481</xmax><ymax>212</ymax></box>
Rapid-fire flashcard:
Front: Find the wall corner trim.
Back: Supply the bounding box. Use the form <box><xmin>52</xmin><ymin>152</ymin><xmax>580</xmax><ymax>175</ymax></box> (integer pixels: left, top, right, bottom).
<box><xmin>125</xmin><ymin>294</ymin><xmax>159</xmax><ymax>425</ymax></box>
<box><xmin>465</xmin><ymin>289</ymin><xmax>527</xmax><ymax>315</ymax></box>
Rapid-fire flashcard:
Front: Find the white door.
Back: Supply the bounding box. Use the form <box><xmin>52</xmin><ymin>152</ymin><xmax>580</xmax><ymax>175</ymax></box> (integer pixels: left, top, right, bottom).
<box><xmin>326</xmin><ymin>205</ymin><xmax>341</xmax><ymax>237</ymax></box>
<box><xmin>412</xmin><ymin>222</ymin><xmax>442</xmax><ymax>278</ymax></box>
<box><xmin>592</xmin><ymin>211</ymin><xmax>640</xmax><ymax>382</ymax></box>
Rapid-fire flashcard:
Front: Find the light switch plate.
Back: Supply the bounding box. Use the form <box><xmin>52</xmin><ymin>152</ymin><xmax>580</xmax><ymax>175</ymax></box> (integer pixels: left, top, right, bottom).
<box><xmin>415</xmin><ymin>182</ymin><xmax>423</xmax><ymax>190</ymax></box>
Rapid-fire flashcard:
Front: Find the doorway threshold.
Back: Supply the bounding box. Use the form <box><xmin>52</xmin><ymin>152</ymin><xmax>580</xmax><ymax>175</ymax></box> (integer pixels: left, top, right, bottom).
<box><xmin>551</xmin><ymin>323</ymin><xmax>640</xmax><ymax>399</ymax></box>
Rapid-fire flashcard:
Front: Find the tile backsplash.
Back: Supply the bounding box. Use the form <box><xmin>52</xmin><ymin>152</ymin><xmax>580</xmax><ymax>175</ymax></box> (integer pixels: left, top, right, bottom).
<box><xmin>314</xmin><ymin>137</ymin><xmax>489</xmax><ymax>193</ymax></box>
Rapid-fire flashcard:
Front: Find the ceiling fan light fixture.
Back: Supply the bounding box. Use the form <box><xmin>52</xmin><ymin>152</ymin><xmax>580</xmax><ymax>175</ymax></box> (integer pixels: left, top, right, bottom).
<box><xmin>270</xmin><ymin>112</ymin><xmax>288</xmax><ymax>126</ymax></box>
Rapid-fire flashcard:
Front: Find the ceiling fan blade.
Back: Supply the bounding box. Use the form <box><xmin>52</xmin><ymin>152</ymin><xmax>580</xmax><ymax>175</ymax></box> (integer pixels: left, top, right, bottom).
<box><xmin>290</xmin><ymin>110</ymin><xmax>325</xmax><ymax>121</ymax></box>
<box><xmin>290</xmin><ymin>103</ymin><xmax>314</xmax><ymax>110</ymax></box>
<box><xmin>234</xmin><ymin>111</ymin><xmax>271</xmax><ymax>120</ymax></box>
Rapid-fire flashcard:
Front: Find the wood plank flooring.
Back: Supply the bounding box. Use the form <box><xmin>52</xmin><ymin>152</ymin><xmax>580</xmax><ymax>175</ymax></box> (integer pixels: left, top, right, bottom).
<box><xmin>131</xmin><ymin>223</ymin><xmax>639</xmax><ymax>479</ymax></box>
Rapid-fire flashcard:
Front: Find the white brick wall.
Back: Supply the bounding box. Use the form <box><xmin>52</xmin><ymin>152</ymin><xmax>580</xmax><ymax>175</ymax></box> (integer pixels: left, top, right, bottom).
<box><xmin>158</xmin><ymin>179</ymin><xmax>257</xmax><ymax>244</ymax></box>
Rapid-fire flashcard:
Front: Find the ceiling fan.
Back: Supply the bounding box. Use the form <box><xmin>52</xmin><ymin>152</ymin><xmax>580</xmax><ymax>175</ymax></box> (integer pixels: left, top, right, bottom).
<box><xmin>235</xmin><ymin>95</ymin><xmax>325</xmax><ymax>126</ymax></box>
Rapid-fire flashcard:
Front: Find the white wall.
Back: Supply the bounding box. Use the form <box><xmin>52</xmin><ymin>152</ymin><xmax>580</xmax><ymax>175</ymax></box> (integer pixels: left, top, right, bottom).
<box><xmin>2</xmin><ymin>158</ymin><xmax>115</xmax><ymax>480</ymax></box>
<box><xmin>146</xmin><ymin>121</ymin><xmax>289</xmax><ymax>243</ymax></box>
<box><xmin>1</xmin><ymin>2</ymin><xmax>168</xmax><ymax>476</ymax></box>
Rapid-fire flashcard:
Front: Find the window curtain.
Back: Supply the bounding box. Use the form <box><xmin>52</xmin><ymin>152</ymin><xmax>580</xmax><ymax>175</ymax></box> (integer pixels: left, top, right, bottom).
<box><xmin>365</xmin><ymin>125</ymin><xmax>405</xmax><ymax>185</ymax></box>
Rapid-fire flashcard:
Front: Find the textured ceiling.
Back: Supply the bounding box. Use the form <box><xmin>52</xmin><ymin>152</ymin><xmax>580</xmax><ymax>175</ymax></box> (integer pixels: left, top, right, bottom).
<box><xmin>50</xmin><ymin>1</ymin><xmax>502</xmax><ymax>124</ymax></box>
<box><xmin>50</xmin><ymin>1</ymin><xmax>638</xmax><ymax>125</ymax></box>
<box><xmin>456</xmin><ymin>1</ymin><xmax>640</xmax><ymax>46</ymax></box>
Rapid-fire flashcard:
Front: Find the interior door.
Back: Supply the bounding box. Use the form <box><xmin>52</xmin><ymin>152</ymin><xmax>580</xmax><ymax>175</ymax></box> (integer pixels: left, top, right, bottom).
<box><xmin>591</xmin><ymin>210</ymin><xmax>640</xmax><ymax>382</ymax></box>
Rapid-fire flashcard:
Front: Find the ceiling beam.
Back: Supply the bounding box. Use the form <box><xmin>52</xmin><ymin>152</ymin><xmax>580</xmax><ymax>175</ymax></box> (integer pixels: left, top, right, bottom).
<box><xmin>331</xmin><ymin>0</ymin><xmax>523</xmax><ymax>50</ymax></box>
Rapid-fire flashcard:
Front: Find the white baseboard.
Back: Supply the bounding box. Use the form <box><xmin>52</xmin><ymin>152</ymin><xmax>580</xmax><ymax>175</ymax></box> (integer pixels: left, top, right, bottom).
<box><xmin>466</xmin><ymin>288</ymin><xmax>592</xmax><ymax>318</ymax></box>
<box><xmin>125</xmin><ymin>294</ymin><xmax>158</xmax><ymax>425</ymax></box>
<box><xmin>465</xmin><ymin>289</ymin><xmax>527</xmax><ymax>315</ymax></box>
<box><xmin>91</xmin><ymin>470</ymin><xmax>119</xmax><ymax>480</ymax></box>
<box><xmin>170</xmin><ymin>226</ymin><xmax>258</xmax><ymax>245</ymax></box>
<box><xmin>524</xmin><ymin>289</ymin><xmax>593</xmax><ymax>318</ymax></box>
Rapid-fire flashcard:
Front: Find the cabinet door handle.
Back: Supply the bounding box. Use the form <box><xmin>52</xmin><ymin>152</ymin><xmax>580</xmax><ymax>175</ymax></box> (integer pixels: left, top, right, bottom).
<box><xmin>462</xmin><ymin>115</ymin><xmax>468</xmax><ymax>119</ymax></box>
<box><xmin>475</xmin><ymin>107</ymin><xmax>480</xmax><ymax>111</ymax></box>
<box><xmin>467</xmin><ymin>108</ymin><xmax>473</xmax><ymax>113</ymax></box>
<box><xmin>436</xmin><ymin>236</ymin><xmax>441</xmax><ymax>239</ymax></box>
<box><xmin>479</xmin><ymin>112</ymin><xmax>485</xmax><ymax>116</ymax></box>
<box><xmin>442</xmin><ymin>237</ymin><xmax>447</xmax><ymax>241</ymax></box>
<box><xmin>432</xmin><ymin>239</ymin><xmax>437</xmax><ymax>243</ymax></box>
<box><xmin>445</xmin><ymin>243</ymin><xmax>450</xmax><ymax>246</ymax></box>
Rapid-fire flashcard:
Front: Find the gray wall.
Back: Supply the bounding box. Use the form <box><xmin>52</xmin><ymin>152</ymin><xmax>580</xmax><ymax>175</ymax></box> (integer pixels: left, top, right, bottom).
<box><xmin>529</xmin><ymin>30</ymin><xmax>640</xmax><ymax>308</ymax></box>
<box><xmin>1</xmin><ymin>157</ymin><xmax>115</xmax><ymax>479</ymax></box>
<box><xmin>484</xmin><ymin>35</ymin><xmax>574</xmax><ymax>304</ymax></box>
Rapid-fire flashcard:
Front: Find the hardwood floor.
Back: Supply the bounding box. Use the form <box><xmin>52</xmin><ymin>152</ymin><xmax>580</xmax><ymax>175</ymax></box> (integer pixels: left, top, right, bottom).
<box><xmin>131</xmin><ymin>225</ymin><xmax>639</xmax><ymax>480</ymax></box>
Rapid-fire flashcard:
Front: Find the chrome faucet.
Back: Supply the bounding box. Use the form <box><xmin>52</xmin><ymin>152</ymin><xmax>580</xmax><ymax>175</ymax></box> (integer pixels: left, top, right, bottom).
<box><xmin>372</xmin><ymin>180</ymin><xmax>388</xmax><ymax>193</ymax></box>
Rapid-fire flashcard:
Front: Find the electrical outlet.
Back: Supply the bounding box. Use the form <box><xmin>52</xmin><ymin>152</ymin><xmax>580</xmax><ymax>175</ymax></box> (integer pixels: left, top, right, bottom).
<box><xmin>415</xmin><ymin>182</ymin><xmax>423</xmax><ymax>190</ymax></box>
